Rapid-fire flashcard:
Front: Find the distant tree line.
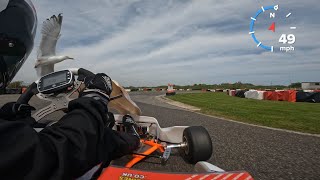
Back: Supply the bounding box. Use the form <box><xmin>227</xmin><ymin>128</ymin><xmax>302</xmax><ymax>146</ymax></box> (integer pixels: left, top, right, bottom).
<box><xmin>125</xmin><ymin>82</ymin><xmax>303</xmax><ymax>90</ymax></box>
<box><xmin>288</xmin><ymin>82</ymin><xmax>301</xmax><ymax>88</ymax></box>
<box><xmin>0</xmin><ymin>81</ymin><xmax>26</xmax><ymax>95</ymax></box>
<box><xmin>7</xmin><ymin>81</ymin><xmax>25</xmax><ymax>88</ymax></box>
<box><xmin>4</xmin><ymin>81</ymin><xmax>303</xmax><ymax>91</ymax></box>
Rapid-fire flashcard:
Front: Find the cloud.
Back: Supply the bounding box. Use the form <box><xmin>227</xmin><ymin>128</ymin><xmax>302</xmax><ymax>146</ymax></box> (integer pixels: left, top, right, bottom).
<box><xmin>13</xmin><ymin>0</ymin><xmax>320</xmax><ymax>86</ymax></box>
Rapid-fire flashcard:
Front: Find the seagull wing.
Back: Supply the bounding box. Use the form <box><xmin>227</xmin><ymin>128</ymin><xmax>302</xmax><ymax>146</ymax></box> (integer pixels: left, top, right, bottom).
<box><xmin>37</xmin><ymin>14</ymin><xmax>63</xmax><ymax>58</ymax></box>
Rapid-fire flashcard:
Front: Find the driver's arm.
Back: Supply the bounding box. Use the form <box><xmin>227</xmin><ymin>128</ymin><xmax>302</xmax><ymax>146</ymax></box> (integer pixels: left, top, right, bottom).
<box><xmin>34</xmin><ymin>97</ymin><xmax>118</xmax><ymax>179</ymax></box>
<box><xmin>0</xmin><ymin>96</ymin><xmax>136</xmax><ymax>179</ymax></box>
<box><xmin>0</xmin><ymin>73</ymin><xmax>139</xmax><ymax>179</ymax></box>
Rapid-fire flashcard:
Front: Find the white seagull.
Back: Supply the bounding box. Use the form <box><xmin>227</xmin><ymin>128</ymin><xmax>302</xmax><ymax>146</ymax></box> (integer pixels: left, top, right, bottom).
<box><xmin>35</xmin><ymin>14</ymin><xmax>74</xmax><ymax>77</ymax></box>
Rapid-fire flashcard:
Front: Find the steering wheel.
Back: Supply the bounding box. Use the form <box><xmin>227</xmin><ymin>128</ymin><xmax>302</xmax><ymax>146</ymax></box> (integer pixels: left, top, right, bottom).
<box><xmin>17</xmin><ymin>68</ymin><xmax>95</xmax><ymax>124</ymax></box>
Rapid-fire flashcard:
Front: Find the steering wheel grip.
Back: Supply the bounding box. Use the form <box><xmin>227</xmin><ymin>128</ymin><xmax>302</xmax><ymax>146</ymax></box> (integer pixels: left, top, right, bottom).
<box><xmin>16</xmin><ymin>82</ymin><xmax>38</xmax><ymax>104</ymax></box>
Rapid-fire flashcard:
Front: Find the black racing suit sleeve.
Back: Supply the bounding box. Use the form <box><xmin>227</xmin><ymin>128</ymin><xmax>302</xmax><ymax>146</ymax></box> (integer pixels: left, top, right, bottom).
<box><xmin>0</xmin><ymin>97</ymin><xmax>136</xmax><ymax>180</ymax></box>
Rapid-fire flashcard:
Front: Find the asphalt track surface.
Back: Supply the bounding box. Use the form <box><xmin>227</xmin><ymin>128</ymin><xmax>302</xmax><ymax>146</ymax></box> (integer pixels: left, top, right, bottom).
<box><xmin>1</xmin><ymin>92</ymin><xmax>320</xmax><ymax>180</ymax></box>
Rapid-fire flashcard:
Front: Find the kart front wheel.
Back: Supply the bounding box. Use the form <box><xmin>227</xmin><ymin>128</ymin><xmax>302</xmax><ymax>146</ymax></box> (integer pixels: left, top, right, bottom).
<box><xmin>182</xmin><ymin>126</ymin><xmax>213</xmax><ymax>164</ymax></box>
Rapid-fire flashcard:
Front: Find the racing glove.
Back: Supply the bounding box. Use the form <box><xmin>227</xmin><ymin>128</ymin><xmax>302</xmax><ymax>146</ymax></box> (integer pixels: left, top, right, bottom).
<box><xmin>0</xmin><ymin>102</ymin><xmax>36</xmax><ymax>124</ymax></box>
<box><xmin>105</xmin><ymin>115</ymin><xmax>141</xmax><ymax>161</ymax></box>
<box><xmin>111</xmin><ymin>131</ymin><xmax>140</xmax><ymax>160</ymax></box>
<box><xmin>80</xmin><ymin>73</ymin><xmax>113</xmax><ymax>105</ymax></box>
<box><xmin>122</xmin><ymin>115</ymin><xmax>140</xmax><ymax>139</ymax></box>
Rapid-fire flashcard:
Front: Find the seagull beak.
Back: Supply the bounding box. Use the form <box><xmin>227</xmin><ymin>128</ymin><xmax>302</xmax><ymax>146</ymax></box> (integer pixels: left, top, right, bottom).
<box><xmin>69</xmin><ymin>57</ymin><xmax>74</xmax><ymax>60</ymax></box>
<box><xmin>34</xmin><ymin>62</ymin><xmax>39</xmax><ymax>68</ymax></box>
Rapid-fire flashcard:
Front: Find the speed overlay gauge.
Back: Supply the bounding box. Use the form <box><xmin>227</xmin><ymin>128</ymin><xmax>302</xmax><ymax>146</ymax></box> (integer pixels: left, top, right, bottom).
<box><xmin>249</xmin><ymin>5</ymin><xmax>296</xmax><ymax>53</ymax></box>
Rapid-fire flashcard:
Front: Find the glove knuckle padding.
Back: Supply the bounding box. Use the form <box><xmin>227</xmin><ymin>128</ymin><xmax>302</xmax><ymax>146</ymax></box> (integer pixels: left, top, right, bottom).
<box><xmin>83</xmin><ymin>74</ymin><xmax>112</xmax><ymax>96</ymax></box>
<box><xmin>81</xmin><ymin>73</ymin><xmax>113</xmax><ymax>106</ymax></box>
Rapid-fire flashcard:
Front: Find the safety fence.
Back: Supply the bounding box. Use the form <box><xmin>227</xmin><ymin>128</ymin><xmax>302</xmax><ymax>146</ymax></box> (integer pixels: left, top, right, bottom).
<box><xmin>226</xmin><ymin>90</ymin><xmax>320</xmax><ymax>103</ymax></box>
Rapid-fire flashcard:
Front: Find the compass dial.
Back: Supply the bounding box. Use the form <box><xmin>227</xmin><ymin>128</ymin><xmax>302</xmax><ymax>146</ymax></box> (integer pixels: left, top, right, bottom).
<box><xmin>249</xmin><ymin>5</ymin><xmax>296</xmax><ymax>53</ymax></box>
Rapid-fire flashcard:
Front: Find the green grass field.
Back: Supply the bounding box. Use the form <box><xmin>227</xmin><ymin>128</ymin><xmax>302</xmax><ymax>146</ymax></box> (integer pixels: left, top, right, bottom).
<box><xmin>168</xmin><ymin>93</ymin><xmax>320</xmax><ymax>134</ymax></box>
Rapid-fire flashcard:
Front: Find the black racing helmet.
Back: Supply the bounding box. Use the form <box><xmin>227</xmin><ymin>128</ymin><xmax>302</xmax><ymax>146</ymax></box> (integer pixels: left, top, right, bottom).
<box><xmin>0</xmin><ymin>0</ymin><xmax>37</xmax><ymax>89</ymax></box>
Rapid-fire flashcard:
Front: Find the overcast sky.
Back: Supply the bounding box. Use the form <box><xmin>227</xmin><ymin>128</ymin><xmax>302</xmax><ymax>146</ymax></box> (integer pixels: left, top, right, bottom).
<box><xmin>13</xmin><ymin>0</ymin><xmax>320</xmax><ymax>86</ymax></box>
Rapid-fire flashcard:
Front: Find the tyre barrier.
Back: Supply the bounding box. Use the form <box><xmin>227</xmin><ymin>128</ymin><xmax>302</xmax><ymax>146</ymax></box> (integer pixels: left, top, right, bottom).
<box><xmin>227</xmin><ymin>89</ymin><xmax>320</xmax><ymax>103</ymax></box>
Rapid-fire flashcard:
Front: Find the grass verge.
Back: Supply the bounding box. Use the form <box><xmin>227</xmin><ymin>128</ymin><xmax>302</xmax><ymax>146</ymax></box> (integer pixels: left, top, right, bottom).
<box><xmin>168</xmin><ymin>93</ymin><xmax>320</xmax><ymax>134</ymax></box>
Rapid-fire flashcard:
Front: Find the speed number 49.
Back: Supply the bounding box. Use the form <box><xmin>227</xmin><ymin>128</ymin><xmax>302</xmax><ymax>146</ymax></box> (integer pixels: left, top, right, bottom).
<box><xmin>279</xmin><ymin>34</ymin><xmax>296</xmax><ymax>44</ymax></box>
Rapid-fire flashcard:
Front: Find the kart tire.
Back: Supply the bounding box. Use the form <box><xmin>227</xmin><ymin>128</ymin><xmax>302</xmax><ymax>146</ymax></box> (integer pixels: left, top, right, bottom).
<box><xmin>182</xmin><ymin>126</ymin><xmax>212</xmax><ymax>164</ymax></box>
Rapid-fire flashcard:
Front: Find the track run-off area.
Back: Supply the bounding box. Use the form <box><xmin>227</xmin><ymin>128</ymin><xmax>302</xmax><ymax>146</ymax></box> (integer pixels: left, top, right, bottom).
<box><xmin>0</xmin><ymin>92</ymin><xmax>319</xmax><ymax>180</ymax></box>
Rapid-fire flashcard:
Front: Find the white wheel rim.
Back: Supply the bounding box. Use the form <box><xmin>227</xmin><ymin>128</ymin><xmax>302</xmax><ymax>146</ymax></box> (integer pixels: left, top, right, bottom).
<box><xmin>183</xmin><ymin>136</ymin><xmax>189</xmax><ymax>155</ymax></box>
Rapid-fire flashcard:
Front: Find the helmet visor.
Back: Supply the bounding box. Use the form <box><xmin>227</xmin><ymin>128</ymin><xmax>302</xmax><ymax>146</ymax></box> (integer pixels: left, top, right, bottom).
<box><xmin>0</xmin><ymin>55</ymin><xmax>25</xmax><ymax>88</ymax></box>
<box><xmin>0</xmin><ymin>0</ymin><xmax>37</xmax><ymax>87</ymax></box>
